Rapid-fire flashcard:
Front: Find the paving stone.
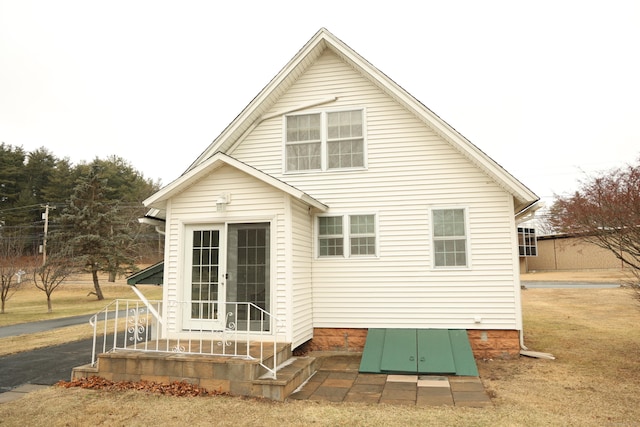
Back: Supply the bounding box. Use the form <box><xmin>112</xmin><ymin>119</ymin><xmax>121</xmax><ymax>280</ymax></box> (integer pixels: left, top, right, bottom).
<box><xmin>417</xmin><ymin>393</ymin><xmax>454</xmax><ymax>407</ymax></box>
<box><xmin>344</xmin><ymin>392</ymin><xmax>381</xmax><ymax>403</ymax></box>
<box><xmin>308</xmin><ymin>371</ymin><xmax>330</xmax><ymax>382</ymax></box>
<box><xmin>326</xmin><ymin>371</ymin><xmax>358</xmax><ymax>380</ymax></box>
<box><xmin>381</xmin><ymin>385</ymin><xmax>416</xmax><ymax>401</ymax></box>
<box><xmin>418</xmin><ymin>387</ymin><xmax>452</xmax><ymax>398</ymax></box>
<box><xmin>449</xmin><ymin>379</ymin><xmax>485</xmax><ymax>392</ymax></box>
<box><xmin>383</xmin><ymin>381</ymin><xmax>417</xmax><ymax>391</ymax></box>
<box><xmin>379</xmin><ymin>398</ymin><xmax>416</xmax><ymax>406</ymax></box>
<box><xmin>322</xmin><ymin>378</ymin><xmax>354</xmax><ymax>388</ymax></box>
<box><xmin>309</xmin><ymin>385</ymin><xmax>349</xmax><ymax>402</ymax></box>
<box><xmin>418</xmin><ymin>378</ymin><xmax>451</xmax><ymax>389</ymax></box>
<box><xmin>354</xmin><ymin>374</ymin><xmax>386</xmax><ymax>386</ymax></box>
<box><xmin>349</xmin><ymin>383</ymin><xmax>384</xmax><ymax>394</ymax></box>
<box><xmin>452</xmin><ymin>391</ymin><xmax>493</xmax><ymax>407</ymax></box>
<box><xmin>386</xmin><ymin>374</ymin><xmax>418</xmax><ymax>383</ymax></box>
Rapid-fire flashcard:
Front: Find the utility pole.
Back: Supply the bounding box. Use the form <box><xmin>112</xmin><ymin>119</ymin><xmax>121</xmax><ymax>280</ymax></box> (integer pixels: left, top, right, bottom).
<box><xmin>41</xmin><ymin>203</ymin><xmax>55</xmax><ymax>266</ymax></box>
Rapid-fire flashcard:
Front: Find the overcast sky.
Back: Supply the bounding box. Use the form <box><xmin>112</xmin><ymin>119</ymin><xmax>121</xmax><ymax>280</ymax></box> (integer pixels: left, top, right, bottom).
<box><xmin>1</xmin><ymin>1</ymin><xmax>638</xmax><ymax>205</ymax></box>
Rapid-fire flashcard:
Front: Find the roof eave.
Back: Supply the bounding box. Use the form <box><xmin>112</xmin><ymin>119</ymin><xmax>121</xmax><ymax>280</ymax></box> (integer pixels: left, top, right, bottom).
<box><xmin>144</xmin><ymin>152</ymin><xmax>328</xmax><ymax>212</ymax></box>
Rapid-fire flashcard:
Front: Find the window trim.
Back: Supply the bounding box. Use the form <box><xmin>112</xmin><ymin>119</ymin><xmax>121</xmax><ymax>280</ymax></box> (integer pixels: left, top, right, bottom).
<box><xmin>316</xmin><ymin>213</ymin><xmax>378</xmax><ymax>259</ymax></box>
<box><xmin>430</xmin><ymin>207</ymin><xmax>471</xmax><ymax>269</ymax></box>
<box><xmin>283</xmin><ymin>107</ymin><xmax>367</xmax><ymax>174</ymax></box>
<box><xmin>517</xmin><ymin>227</ymin><xmax>537</xmax><ymax>257</ymax></box>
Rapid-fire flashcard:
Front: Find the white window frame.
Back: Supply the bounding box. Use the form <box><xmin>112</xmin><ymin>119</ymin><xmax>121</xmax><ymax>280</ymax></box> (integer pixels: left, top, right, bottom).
<box><xmin>316</xmin><ymin>213</ymin><xmax>378</xmax><ymax>258</ymax></box>
<box><xmin>517</xmin><ymin>227</ymin><xmax>537</xmax><ymax>257</ymax></box>
<box><xmin>317</xmin><ymin>215</ymin><xmax>345</xmax><ymax>257</ymax></box>
<box><xmin>431</xmin><ymin>207</ymin><xmax>470</xmax><ymax>269</ymax></box>
<box><xmin>284</xmin><ymin>108</ymin><xmax>367</xmax><ymax>173</ymax></box>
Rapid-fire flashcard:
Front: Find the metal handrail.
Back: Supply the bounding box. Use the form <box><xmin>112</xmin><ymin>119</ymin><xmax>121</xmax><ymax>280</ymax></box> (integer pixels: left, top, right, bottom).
<box><xmin>89</xmin><ymin>299</ymin><xmax>286</xmax><ymax>378</ymax></box>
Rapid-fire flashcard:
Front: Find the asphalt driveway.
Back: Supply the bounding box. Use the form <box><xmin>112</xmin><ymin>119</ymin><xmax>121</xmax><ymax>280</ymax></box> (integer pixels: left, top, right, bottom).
<box><xmin>0</xmin><ymin>338</ymin><xmax>94</xmax><ymax>392</ymax></box>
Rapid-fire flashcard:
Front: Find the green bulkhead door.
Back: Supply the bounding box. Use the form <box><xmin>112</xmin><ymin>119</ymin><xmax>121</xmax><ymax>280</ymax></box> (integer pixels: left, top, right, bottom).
<box><xmin>380</xmin><ymin>329</ymin><xmax>417</xmax><ymax>373</ymax></box>
<box><xmin>417</xmin><ymin>329</ymin><xmax>456</xmax><ymax>374</ymax></box>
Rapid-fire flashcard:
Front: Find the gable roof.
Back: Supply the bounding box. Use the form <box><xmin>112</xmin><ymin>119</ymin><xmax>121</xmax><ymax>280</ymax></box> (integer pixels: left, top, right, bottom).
<box><xmin>185</xmin><ymin>28</ymin><xmax>538</xmax><ymax>213</ymax></box>
<box><xmin>143</xmin><ymin>152</ymin><xmax>328</xmax><ymax>212</ymax></box>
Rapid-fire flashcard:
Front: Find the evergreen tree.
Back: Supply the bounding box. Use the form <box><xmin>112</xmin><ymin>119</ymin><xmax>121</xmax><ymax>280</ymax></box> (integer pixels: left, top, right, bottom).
<box><xmin>0</xmin><ymin>143</ymin><xmax>27</xmax><ymax>226</ymax></box>
<box><xmin>87</xmin><ymin>156</ymin><xmax>160</xmax><ymax>280</ymax></box>
<box><xmin>55</xmin><ymin>165</ymin><xmax>127</xmax><ymax>300</ymax></box>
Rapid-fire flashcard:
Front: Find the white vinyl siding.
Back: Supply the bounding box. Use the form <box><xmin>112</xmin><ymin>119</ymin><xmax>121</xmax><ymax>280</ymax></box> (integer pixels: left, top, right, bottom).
<box><xmin>289</xmin><ymin>197</ymin><xmax>314</xmax><ymax>347</ymax></box>
<box><xmin>226</xmin><ymin>50</ymin><xmax>522</xmax><ymax>331</ymax></box>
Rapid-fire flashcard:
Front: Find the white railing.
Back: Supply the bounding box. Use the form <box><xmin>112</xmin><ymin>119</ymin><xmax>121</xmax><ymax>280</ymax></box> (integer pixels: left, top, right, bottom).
<box><xmin>89</xmin><ymin>299</ymin><xmax>286</xmax><ymax>378</ymax></box>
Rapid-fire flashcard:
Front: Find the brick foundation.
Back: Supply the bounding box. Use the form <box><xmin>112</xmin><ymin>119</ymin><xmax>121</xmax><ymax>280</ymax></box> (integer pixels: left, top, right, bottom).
<box><xmin>467</xmin><ymin>329</ymin><xmax>520</xmax><ymax>359</ymax></box>
<box><xmin>304</xmin><ymin>328</ymin><xmax>520</xmax><ymax>359</ymax></box>
<box><xmin>305</xmin><ymin>328</ymin><xmax>369</xmax><ymax>352</ymax></box>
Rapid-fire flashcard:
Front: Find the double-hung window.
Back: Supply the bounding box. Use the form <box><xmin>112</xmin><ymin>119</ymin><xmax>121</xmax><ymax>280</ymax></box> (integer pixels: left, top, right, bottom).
<box><xmin>286</xmin><ymin>109</ymin><xmax>364</xmax><ymax>172</ymax></box>
<box><xmin>318</xmin><ymin>214</ymin><xmax>376</xmax><ymax>257</ymax></box>
<box><xmin>349</xmin><ymin>214</ymin><xmax>376</xmax><ymax>256</ymax></box>
<box><xmin>318</xmin><ymin>216</ymin><xmax>344</xmax><ymax>257</ymax></box>
<box><xmin>285</xmin><ymin>114</ymin><xmax>321</xmax><ymax>171</ymax></box>
<box><xmin>432</xmin><ymin>208</ymin><xmax>468</xmax><ymax>267</ymax></box>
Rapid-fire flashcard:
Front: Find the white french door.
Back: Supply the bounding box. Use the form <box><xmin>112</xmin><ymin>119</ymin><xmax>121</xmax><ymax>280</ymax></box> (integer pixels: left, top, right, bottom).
<box><xmin>183</xmin><ymin>223</ymin><xmax>270</xmax><ymax>332</ymax></box>
<box><xmin>184</xmin><ymin>225</ymin><xmax>225</xmax><ymax>330</ymax></box>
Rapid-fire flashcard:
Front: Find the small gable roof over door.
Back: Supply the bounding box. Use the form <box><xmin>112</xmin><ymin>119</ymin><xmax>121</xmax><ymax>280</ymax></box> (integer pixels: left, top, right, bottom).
<box><xmin>184</xmin><ymin>28</ymin><xmax>538</xmax><ymax>213</ymax></box>
<box><xmin>143</xmin><ymin>152</ymin><xmax>328</xmax><ymax>212</ymax></box>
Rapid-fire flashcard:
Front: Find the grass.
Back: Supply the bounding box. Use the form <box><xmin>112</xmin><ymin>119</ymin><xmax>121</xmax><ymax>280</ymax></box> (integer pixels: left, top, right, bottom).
<box><xmin>1</xmin><ymin>274</ymin><xmax>639</xmax><ymax>425</ymax></box>
<box><xmin>0</xmin><ymin>273</ymin><xmax>163</xmax><ymax>326</ymax></box>
<box><xmin>0</xmin><ymin>273</ymin><xmax>163</xmax><ymax>356</ymax></box>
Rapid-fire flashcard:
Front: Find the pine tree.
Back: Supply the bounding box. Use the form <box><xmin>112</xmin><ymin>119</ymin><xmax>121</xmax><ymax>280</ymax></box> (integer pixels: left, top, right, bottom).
<box><xmin>55</xmin><ymin>165</ymin><xmax>129</xmax><ymax>300</ymax></box>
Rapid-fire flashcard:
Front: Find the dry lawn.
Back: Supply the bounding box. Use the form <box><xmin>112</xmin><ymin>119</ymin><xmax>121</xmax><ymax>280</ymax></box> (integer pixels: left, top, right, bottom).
<box><xmin>521</xmin><ymin>268</ymin><xmax>633</xmax><ymax>283</ymax></box>
<box><xmin>0</xmin><ymin>272</ymin><xmax>163</xmax><ymax>326</ymax></box>
<box><xmin>1</xmin><ymin>284</ymin><xmax>639</xmax><ymax>426</ymax></box>
<box><xmin>0</xmin><ymin>273</ymin><xmax>162</xmax><ymax>356</ymax></box>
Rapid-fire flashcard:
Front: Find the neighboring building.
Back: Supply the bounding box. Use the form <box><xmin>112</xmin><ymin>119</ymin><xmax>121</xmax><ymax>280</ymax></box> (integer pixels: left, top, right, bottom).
<box><xmin>524</xmin><ymin>233</ymin><xmax>627</xmax><ymax>272</ymax></box>
<box><xmin>139</xmin><ymin>28</ymin><xmax>539</xmax><ymax>360</ymax></box>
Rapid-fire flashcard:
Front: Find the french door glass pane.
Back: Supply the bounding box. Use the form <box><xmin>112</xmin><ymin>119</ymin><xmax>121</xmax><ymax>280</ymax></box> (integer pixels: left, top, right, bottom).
<box><xmin>227</xmin><ymin>224</ymin><xmax>270</xmax><ymax>332</ymax></box>
<box><xmin>191</xmin><ymin>230</ymin><xmax>220</xmax><ymax>320</ymax></box>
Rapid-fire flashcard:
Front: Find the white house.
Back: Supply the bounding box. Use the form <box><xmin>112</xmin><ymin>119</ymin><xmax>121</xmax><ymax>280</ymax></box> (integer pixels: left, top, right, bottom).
<box><xmin>141</xmin><ymin>28</ymin><xmax>539</xmax><ymax>363</ymax></box>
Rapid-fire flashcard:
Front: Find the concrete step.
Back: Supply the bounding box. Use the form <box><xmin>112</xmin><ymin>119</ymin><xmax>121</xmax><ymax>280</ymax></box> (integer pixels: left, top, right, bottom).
<box><xmin>71</xmin><ymin>341</ymin><xmax>304</xmax><ymax>400</ymax></box>
<box><xmin>71</xmin><ymin>363</ymin><xmax>99</xmax><ymax>381</ymax></box>
<box><xmin>252</xmin><ymin>356</ymin><xmax>317</xmax><ymax>401</ymax></box>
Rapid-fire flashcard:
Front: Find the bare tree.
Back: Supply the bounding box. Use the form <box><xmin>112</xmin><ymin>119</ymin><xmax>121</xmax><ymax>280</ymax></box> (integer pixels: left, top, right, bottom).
<box><xmin>0</xmin><ymin>235</ymin><xmax>31</xmax><ymax>314</ymax></box>
<box><xmin>549</xmin><ymin>158</ymin><xmax>640</xmax><ymax>276</ymax></box>
<box><xmin>32</xmin><ymin>257</ymin><xmax>76</xmax><ymax>313</ymax></box>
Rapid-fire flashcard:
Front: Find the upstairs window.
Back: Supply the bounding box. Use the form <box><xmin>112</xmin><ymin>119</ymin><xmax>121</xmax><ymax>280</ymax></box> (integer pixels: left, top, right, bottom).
<box><xmin>327</xmin><ymin>111</ymin><xmax>364</xmax><ymax>169</ymax></box>
<box><xmin>286</xmin><ymin>109</ymin><xmax>365</xmax><ymax>172</ymax></box>
<box><xmin>432</xmin><ymin>208</ymin><xmax>468</xmax><ymax>268</ymax></box>
<box><xmin>286</xmin><ymin>114</ymin><xmax>321</xmax><ymax>171</ymax></box>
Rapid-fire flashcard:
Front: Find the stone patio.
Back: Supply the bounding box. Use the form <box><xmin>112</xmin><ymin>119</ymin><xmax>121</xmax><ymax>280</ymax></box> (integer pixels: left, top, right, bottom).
<box><xmin>288</xmin><ymin>353</ymin><xmax>492</xmax><ymax>407</ymax></box>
